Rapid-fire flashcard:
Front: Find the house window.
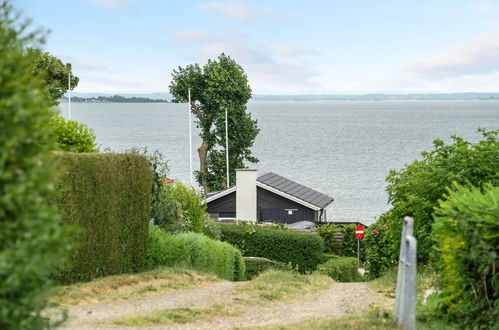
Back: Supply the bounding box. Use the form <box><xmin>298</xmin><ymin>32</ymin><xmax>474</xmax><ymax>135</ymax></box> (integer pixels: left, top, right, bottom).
<box><xmin>285</xmin><ymin>209</ymin><xmax>298</xmax><ymax>215</ymax></box>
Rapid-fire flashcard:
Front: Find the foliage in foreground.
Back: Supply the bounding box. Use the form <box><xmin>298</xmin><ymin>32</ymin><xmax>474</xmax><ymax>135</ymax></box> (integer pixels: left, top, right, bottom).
<box><xmin>169</xmin><ymin>53</ymin><xmax>259</xmax><ymax>192</ymax></box>
<box><xmin>53</xmin><ymin>152</ymin><xmax>152</xmax><ymax>283</ymax></box>
<box><xmin>220</xmin><ymin>223</ymin><xmax>325</xmax><ymax>272</ymax></box>
<box><xmin>145</xmin><ymin>225</ymin><xmax>245</xmax><ymax>281</ymax></box>
<box><xmin>317</xmin><ymin>257</ymin><xmax>363</xmax><ymax>282</ymax></box>
<box><xmin>50</xmin><ymin>115</ymin><xmax>98</xmax><ymax>152</ymax></box>
<box><xmin>0</xmin><ymin>2</ymin><xmax>69</xmax><ymax>328</ymax></box>
<box><xmin>431</xmin><ymin>184</ymin><xmax>498</xmax><ymax>329</ymax></box>
<box><xmin>367</xmin><ymin>130</ymin><xmax>499</xmax><ymax>277</ymax></box>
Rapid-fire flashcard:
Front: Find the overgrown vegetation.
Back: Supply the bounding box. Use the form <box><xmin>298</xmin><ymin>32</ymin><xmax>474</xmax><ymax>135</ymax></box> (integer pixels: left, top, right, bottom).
<box><xmin>317</xmin><ymin>257</ymin><xmax>363</xmax><ymax>282</ymax></box>
<box><xmin>145</xmin><ymin>225</ymin><xmax>245</xmax><ymax>281</ymax></box>
<box><xmin>244</xmin><ymin>257</ymin><xmax>290</xmax><ymax>280</ymax></box>
<box><xmin>53</xmin><ymin>152</ymin><xmax>152</xmax><ymax>283</ymax></box>
<box><xmin>431</xmin><ymin>184</ymin><xmax>498</xmax><ymax>329</ymax></box>
<box><xmin>366</xmin><ymin>129</ymin><xmax>499</xmax><ymax>277</ymax></box>
<box><xmin>220</xmin><ymin>223</ymin><xmax>325</xmax><ymax>272</ymax></box>
<box><xmin>0</xmin><ymin>2</ymin><xmax>69</xmax><ymax>328</ymax></box>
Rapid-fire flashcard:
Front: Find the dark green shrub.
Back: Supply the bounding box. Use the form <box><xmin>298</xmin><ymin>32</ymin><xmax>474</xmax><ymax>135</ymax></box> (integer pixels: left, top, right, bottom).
<box><xmin>220</xmin><ymin>223</ymin><xmax>324</xmax><ymax>272</ymax></box>
<box><xmin>317</xmin><ymin>257</ymin><xmax>363</xmax><ymax>282</ymax></box>
<box><xmin>431</xmin><ymin>184</ymin><xmax>498</xmax><ymax>329</ymax></box>
<box><xmin>244</xmin><ymin>257</ymin><xmax>290</xmax><ymax>280</ymax></box>
<box><xmin>53</xmin><ymin>152</ymin><xmax>153</xmax><ymax>283</ymax></box>
<box><xmin>50</xmin><ymin>115</ymin><xmax>97</xmax><ymax>152</ymax></box>
<box><xmin>144</xmin><ymin>226</ymin><xmax>245</xmax><ymax>281</ymax></box>
<box><xmin>0</xmin><ymin>2</ymin><xmax>69</xmax><ymax>328</ymax></box>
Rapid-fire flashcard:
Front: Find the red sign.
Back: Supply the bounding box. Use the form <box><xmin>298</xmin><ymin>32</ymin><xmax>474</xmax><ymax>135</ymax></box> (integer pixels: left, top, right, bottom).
<box><xmin>355</xmin><ymin>224</ymin><xmax>364</xmax><ymax>240</ymax></box>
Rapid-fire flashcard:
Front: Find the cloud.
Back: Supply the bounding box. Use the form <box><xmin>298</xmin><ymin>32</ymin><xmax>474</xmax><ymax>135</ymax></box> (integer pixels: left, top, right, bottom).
<box><xmin>168</xmin><ymin>29</ymin><xmax>319</xmax><ymax>92</ymax></box>
<box><xmin>89</xmin><ymin>0</ymin><xmax>126</xmax><ymax>10</ymax></box>
<box><xmin>272</xmin><ymin>43</ymin><xmax>318</xmax><ymax>57</ymax></box>
<box><xmin>199</xmin><ymin>0</ymin><xmax>282</xmax><ymax>23</ymax></box>
<box><xmin>405</xmin><ymin>34</ymin><xmax>499</xmax><ymax>78</ymax></box>
<box><xmin>58</xmin><ymin>55</ymin><xmax>108</xmax><ymax>72</ymax></box>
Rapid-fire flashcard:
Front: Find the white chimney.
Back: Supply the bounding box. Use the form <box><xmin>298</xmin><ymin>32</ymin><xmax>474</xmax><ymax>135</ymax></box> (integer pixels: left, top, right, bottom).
<box><xmin>236</xmin><ymin>169</ymin><xmax>257</xmax><ymax>221</ymax></box>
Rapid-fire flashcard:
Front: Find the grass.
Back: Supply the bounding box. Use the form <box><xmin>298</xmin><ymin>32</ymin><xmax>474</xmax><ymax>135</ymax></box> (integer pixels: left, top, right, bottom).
<box><xmin>51</xmin><ymin>267</ymin><xmax>220</xmax><ymax>307</ymax></box>
<box><xmin>249</xmin><ymin>307</ymin><xmax>398</xmax><ymax>329</ymax></box>
<box><xmin>112</xmin><ymin>270</ymin><xmax>334</xmax><ymax>327</ymax></box>
<box><xmin>237</xmin><ymin>270</ymin><xmax>334</xmax><ymax>304</ymax></box>
<box><xmin>114</xmin><ymin>304</ymin><xmax>238</xmax><ymax>327</ymax></box>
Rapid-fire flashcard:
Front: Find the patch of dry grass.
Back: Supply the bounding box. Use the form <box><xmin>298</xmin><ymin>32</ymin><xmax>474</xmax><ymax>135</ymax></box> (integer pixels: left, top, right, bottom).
<box><xmin>238</xmin><ymin>270</ymin><xmax>334</xmax><ymax>304</ymax></box>
<box><xmin>51</xmin><ymin>267</ymin><xmax>220</xmax><ymax>307</ymax></box>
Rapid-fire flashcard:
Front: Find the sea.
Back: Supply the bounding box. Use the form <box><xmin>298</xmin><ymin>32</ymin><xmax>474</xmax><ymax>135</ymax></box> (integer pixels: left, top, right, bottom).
<box><xmin>58</xmin><ymin>100</ymin><xmax>499</xmax><ymax>225</ymax></box>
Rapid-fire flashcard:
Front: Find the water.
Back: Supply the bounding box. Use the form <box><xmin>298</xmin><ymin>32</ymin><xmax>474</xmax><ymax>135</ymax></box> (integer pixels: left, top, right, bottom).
<box><xmin>58</xmin><ymin>100</ymin><xmax>499</xmax><ymax>225</ymax></box>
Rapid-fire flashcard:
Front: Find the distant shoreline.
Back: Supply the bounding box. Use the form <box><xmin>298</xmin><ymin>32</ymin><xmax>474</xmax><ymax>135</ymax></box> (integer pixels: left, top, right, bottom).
<box><xmin>60</xmin><ymin>95</ymin><xmax>168</xmax><ymax>103</ymax></box>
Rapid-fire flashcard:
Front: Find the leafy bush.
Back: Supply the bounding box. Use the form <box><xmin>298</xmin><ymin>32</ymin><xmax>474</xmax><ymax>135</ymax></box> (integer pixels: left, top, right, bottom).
<box><xmin>53</xmin><ymin>152</ymin><xmax>153</xmax><ymax>283</ymax></box>
<box><xmin>431</xmin><ymin>184</ymin><xmax>498</xmax><ymax>329</ymax></box>
<box><xmin>220</xmin><ymin>223</ymin><xmax>324</xmax><ymax>272</ymax></box>
<box><xmin>202</xmin><ymin>214</ymin><xmax>222</xmax><ymax>240</ymax></box>
<box><xmin>317</xmin><ymin>223</ymin><xmax>342</xmax><ymax>253</ymax></box>
<box><xmin>50</xmin><ymin>115</ymin><xmax>98</xmax><ymax>152</ymax></box>
<box><xmin>170</xmin><ymin>182</ymin><xmax>207</xmax><ymax>233</ymax></box>
<box><xmin>368</xmin><ymin>130</ymin><xmax>498</xmax><ymax>277</ymax></box>
<box><xmin>145</xmin><ymin>225</ymin><xmax>245</xmax><ymax>281</ymax></box>
<box><xmin>244</xmin><ymin>257</ymin><xmax>290</xmax><ymax>280</ymax></box>
<box><xmin>0</xmin><ymin>2</ymin><xmax>69</xmax><ymax>328</ymax></box>
<box><xmin>317</xmin><ymin>257</ymin><xmax>363</xmax><ymax>282</ymax></box>
<box><xmin>364</xmin><ymin>220</ymin><xmax>395</xmax><ymax>279</ymax></box>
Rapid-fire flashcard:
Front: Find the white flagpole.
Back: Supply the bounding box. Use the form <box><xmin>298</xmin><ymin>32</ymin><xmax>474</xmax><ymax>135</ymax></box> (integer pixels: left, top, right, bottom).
<box><xmin>225</xmin><ymin>107</ymin><xmax>229</xmax><ymax>188</ymax></box>
<box><xmin>68</xmin><ymin>70</ymin><xmax>71</xmax><ymax>120</ymax></box>
<box><xmin>188</xmin><ymin>88</ymin><xmax>193</xmax><ymax>186</ymax></box>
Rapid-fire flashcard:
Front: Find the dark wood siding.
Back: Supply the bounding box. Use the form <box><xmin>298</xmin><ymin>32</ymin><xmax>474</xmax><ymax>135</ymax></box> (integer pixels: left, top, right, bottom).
<box><xmin>257</xmin><ymin>187</ymin><xmax>316</xmax><ymax>223</ymax></box>
<box><xmin>206</xmin><ymin>192</ymin><xmax>236</xmax><ymax>213</ymax></box>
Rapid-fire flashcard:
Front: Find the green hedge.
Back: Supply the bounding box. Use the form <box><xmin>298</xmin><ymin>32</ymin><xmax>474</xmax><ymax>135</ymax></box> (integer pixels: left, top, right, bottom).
<box><xmin>145</xmin><ymin>225</ymin><xmax>245</xmax><ymax>281</ymax></box>
<box><xmin>432</xmin><ymin>184</ymin><xmax>499</xmax><ymax>329</ymax></box>
<box><xmin>317</xmin><ymin>257</ymin><xmax>363</xmax><ymax>282</ymax></box>
<box><xmin>244</xmin><ymin>257</ymin><xmax>290</xmax><ymax>280</ymax></box>
<box><xmin>53</xmin><ymin>152</ymin><xmax>153</xmax><ymax>283</ymax></box>
<box><xmin>220</xmin><ymin>224</ymin><xmax>324</xmax><ymax>272</ymax></box>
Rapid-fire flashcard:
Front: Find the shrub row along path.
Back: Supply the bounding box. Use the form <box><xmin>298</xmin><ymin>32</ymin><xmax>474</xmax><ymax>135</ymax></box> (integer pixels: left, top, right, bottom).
<box><xmin>59</xmin><ymin>281</ymin><xmax>391</xmax><ymax>329</ymax></box>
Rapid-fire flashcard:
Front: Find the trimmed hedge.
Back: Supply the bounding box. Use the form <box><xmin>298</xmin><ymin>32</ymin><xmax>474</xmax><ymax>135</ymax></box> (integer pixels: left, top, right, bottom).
<box><xmin>432</xmin><ymin>184</ymin><xmax>499</xmax><ymax>329</ymax></box>
<box><xmin>317</xmin><ymin>257</ymin><xmax>363</xmax><ymax>282</ymax></box>
<box><xmin>53</xmin><ymin>152</ymin><xmax>153</xmax><ymax>283</ymax></box>
<box><xmin>220</xmin><ymin>224</ymin><xmax>324</xmax><ymax>272</ymax></box>
<box><xmin>145</xmin><ymin>225</ymin><xmax>245</xmax><ymax>281</ymax></box>
<box><xmin>244</xmin><ymin>257</ymin><xmax>290</xmax><ymax>280</ymax></box>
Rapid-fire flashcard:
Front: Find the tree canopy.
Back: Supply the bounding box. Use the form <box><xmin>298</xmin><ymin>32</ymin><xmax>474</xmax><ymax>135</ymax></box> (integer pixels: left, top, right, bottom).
<box><xmin>169</xmin><ymin>53</ymin><xmax>259</xmax><ymax>193</ymax></box>
<box><xmin>29</xmin><ymin>48</ymin><xmax>79</xmax><ymax>105</ymax></box>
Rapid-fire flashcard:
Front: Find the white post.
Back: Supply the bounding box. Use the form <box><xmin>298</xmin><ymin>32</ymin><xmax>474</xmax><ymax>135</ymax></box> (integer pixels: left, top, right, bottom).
<box><xmin>68</xmin><ymin>70</ymin><xmax>71</xmax><ymax>120</ymax></box>
<box><xmin>357</xmin><ymin>239</ymin><xmax>360</xmax><ymax>262</ymax></box>
<box><xmin>188</xmin><ymin>88</ymin><xmax>193</xmax><ymax>186</ymax></box>
<box><xmin>225</xmin><ymin>107</ymin><xmax>229</xmax><ymax>188</ymax></box>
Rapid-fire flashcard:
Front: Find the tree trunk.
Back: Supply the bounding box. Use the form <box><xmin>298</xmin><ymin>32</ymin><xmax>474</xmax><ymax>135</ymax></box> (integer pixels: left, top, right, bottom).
<box><xmin>197</xmin><ymin>139</ymin><xmax>209</xmax><ymax>194</ymax></box>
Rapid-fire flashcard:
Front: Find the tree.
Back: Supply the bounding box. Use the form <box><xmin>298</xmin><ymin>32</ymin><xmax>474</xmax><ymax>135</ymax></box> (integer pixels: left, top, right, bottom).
<box><xmin>169</xmin><ymin>53</ymin><xmax>259</xmax><ymax>193</ymax></box>
<box><xmin>0</xmin><ymin>1</ymin><xmax>69</xmax><ymax>328</ymax></box>
<box><xmin>29</xmin><ymin>48</ymin><xmax>79</xmax><ymax>105</ymax></box>
<box><xmin>367</xmin><ymin>129</ymin><xmax>499</xmax><ymax>275</ymax></box>
<box><xmin>50</xmin><ymin>115</ymin><xmax>98</xmax><ymax>152</ymax></box>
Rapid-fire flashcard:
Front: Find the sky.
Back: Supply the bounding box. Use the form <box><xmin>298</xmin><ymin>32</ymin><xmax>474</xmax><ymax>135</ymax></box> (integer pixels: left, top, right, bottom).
<box><xmin>18</xmin><ymin>0</ymin><xmax>499</xmax><ymax>94</ymax></box>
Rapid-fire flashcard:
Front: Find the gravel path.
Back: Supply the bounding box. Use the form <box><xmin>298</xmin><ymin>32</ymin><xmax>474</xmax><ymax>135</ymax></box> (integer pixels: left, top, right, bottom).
<box><xmin>58</xmin><ymin>281</ymin><xmax>391</xmax><ymax>329</ymax></box>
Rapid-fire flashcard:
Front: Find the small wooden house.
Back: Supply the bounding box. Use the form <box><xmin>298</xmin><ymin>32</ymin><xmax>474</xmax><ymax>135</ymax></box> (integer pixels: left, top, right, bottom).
<box><xmin>206</xmin><ymin>169</ymin><xmax>334</xmax><ymax>225</ymax></box>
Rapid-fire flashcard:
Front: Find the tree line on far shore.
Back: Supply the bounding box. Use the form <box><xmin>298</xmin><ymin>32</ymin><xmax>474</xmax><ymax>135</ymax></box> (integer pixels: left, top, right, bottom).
<box><xmin>61</xmin><ymin>95</ymin><xmax>169</xmax><ymax>103</ymax></box>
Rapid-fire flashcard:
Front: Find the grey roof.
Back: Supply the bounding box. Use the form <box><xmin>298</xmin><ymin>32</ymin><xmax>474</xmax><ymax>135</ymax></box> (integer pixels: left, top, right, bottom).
<box><xmin>257</xmin><ymin>172</ymin><xmax>334</xmax><ymax>209</ymax></box>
